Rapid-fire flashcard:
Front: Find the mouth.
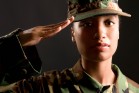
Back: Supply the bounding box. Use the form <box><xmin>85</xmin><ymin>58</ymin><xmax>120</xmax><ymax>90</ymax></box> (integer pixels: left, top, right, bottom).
<box><xmin>94</xmin><ymin>43</ymin><xmax>110</xmax><ymax>51</ymax></box>
<box><xmin>96</xmin><ymin>43</ymin><xmax>110</xmax><ymax>47</ymax></box>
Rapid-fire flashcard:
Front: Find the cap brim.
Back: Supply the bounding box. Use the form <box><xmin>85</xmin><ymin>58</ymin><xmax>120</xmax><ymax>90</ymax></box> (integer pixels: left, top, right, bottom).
<box><xmin>74</xmin><ymin>9</ymin><xmax>131</xmax><ymax>21</ymax></box>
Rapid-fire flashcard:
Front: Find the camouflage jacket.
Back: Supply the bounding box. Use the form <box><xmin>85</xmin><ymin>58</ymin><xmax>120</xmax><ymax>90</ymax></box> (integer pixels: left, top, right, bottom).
<box><xmin>0</xmin><ymin>29</ymin><xmax>139</xmax><ymax>93</ymax></box>
<box><xmin>6</xmin><ymin>60</ymin><xmax>138</xmax><ymax>93</ymax></box>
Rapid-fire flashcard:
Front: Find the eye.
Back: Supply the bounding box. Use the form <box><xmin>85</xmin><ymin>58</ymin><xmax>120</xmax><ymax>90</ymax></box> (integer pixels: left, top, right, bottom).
<box><xmin>105</xmin><ymin>20</ymin><xmax>115</xmax><ymax>26</ymax></box>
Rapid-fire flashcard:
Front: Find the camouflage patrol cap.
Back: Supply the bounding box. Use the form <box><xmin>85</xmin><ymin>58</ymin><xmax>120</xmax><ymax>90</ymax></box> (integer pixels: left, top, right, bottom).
<box><xmin>68</xmin><ymin>0</ymin><xmax>131</xmax><ymax>21</ymax></box>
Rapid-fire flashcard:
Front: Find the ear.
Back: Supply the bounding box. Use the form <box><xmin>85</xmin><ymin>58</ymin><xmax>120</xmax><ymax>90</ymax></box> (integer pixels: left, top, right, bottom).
<box><xmin>71</xmin><ymin>27</ymin><xmax>75</xmax><ymax>42</ymax></box>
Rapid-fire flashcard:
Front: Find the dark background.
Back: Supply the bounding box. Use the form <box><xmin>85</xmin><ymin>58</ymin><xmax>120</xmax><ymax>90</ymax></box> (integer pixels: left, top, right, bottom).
<box><xmin>0</xmin><ymin>0</ymin><xmax>138</xmax><ymax>83</ymax></box>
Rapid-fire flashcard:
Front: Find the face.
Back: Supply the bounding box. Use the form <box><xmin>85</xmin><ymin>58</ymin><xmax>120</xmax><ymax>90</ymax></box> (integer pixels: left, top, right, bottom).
<box><xmin>71</xmin><ymin>15</ymin><xmax>119</xmax><ymax>62</ymax></box>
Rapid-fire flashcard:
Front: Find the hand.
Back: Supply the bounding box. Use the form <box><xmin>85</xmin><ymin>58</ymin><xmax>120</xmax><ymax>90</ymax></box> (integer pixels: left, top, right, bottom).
<box><xmin>18</xmin><ymin>16</ymin><xmax>74</xmax><ymax>46</ymax></box>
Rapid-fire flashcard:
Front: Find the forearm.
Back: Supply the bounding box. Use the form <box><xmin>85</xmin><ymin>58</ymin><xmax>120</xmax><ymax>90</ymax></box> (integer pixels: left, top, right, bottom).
<box><xmin>0</xmin><ymin>29</ymin><xmax>42</xmax><ymax>85</ymax></box>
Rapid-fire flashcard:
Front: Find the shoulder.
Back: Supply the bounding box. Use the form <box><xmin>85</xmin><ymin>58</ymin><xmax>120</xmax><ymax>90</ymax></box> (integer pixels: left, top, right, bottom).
<box><xmin>126</xmin><ymin>77</ymin><xmax>139</xmax><ymax>89</ymax></box>
<box><xmin>42</xmin><ymin>68</ymin><xmax>74</xmax><ymax>83</ymax></box>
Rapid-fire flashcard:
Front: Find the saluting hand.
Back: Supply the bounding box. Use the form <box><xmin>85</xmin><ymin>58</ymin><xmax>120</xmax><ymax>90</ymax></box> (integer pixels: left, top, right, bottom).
<box><xmin>18</xmin><ymin>16</ymin><xmax>74</xmax><ymax>46</ymax></box>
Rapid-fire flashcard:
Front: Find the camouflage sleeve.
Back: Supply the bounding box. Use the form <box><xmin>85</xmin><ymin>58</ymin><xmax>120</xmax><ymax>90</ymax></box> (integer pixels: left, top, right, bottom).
<box><xmin>0</xmin><ymin>28</ymin><xmax>42</xmax><ymax>86</ymax></box>
<box><xmin>9</xmin><ymin>70</ymin><xmax>60</xmax><ymax>93</ymax></box>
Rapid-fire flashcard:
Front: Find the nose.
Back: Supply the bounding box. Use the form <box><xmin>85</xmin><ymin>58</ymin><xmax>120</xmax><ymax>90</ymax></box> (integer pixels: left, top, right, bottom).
<box><xmin>93</xmin><ymin>24</ymin><xmax>106</xmax><ymax>40</ymax></box>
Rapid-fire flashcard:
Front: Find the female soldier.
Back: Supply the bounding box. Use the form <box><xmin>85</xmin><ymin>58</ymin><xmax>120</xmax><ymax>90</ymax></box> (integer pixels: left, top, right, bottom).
<box><xmin>0</xmin><ymin>0</ymin><xmax>139</xmax><ymax>92</ymax></box>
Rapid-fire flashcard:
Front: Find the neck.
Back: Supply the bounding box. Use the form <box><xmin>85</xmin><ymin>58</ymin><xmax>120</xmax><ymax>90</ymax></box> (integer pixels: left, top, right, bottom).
<box><xmin>81</xmin><ymin>57</ymin><xmax>116</xmax><ymax>86</ymax></box>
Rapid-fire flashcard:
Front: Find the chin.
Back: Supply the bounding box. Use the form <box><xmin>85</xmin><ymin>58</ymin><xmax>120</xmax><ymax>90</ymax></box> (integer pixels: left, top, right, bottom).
<box><xmin>88</xmin><ymin>53</ymin><xmax>112</xmax><ymax>62</ymax></box>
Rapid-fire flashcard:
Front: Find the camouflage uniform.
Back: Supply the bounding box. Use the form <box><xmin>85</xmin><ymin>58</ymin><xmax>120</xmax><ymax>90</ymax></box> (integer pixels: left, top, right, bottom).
<box><xmin>0</xmin><ymin>29</ymin><xmax>139</xmax><ymax>92</ymax></box>
<box><xmin>10</xmin><ymin>60</ymin><xmax>139</xmax><ymax>93</ymax></box>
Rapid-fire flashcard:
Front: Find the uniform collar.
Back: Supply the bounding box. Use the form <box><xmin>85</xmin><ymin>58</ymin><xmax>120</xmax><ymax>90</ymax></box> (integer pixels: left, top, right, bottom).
<box><xmin>71</xmin><ymin>59</ymin><xmax>129</xmax><ymax>93</ymax></box>
<box><xmin>113</xmin><ymin>64</ymin><xmax>129</xmax><ymax>93</ymax></box>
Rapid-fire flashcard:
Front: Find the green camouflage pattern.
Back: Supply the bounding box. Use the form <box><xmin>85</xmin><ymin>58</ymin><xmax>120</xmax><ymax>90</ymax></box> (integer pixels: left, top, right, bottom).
<box><xmin>68</xmin><ymin>0</ymin><xmax>115</xmax><ymax>15</ymax></box>
<box><xmin>68</xmin><ymin>0</ymin><xmax>131</xmax><ymax>21</ymax></box>
<box><xmin>3</xmin><ymin>60</ymin><xmax>139</xmax><ymax>93</ymax></box>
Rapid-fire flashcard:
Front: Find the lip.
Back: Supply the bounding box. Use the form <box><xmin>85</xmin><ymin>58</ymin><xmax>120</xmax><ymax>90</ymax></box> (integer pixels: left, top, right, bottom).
<box><xmin>94</xmin><ymin>43</ymin><xmax>110</xmax><ymax>51</ymax></box>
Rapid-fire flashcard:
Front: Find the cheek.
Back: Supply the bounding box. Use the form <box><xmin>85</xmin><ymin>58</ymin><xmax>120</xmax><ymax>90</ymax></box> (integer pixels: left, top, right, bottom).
<box><xmin>109</xmin><ymin>30</ymin><xmax>119</xmax><ymax>53</ymax></box>
<box><xmin>108</xmin><ymin>25</ymin><xmax>119</xmax><ymax>41</ymax></box>
<box><xmin>73</xmin><ymin>29</ymin><xmax>91</xmax><ymax>51</ymax></box>
<box><xmin>74</xmin><ymin>29</ymin><xmax>90</xmax><ymax>42</ymax></box>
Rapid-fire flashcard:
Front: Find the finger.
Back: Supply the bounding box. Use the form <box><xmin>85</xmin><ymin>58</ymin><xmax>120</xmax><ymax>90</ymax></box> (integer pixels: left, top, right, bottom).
<box><xmin>46</xmin><ymin>20</ymin><xmax>69</xmax><ymax>28</ymax></box>
<box><xmin>56</xmin><ymin>16</ymin><xmax>74</xmax><ymax>27</ymax></box>
<box><xmin>40</xmin><ymin>16</ymin><xmax>74</xmax><ymax>38</ymax></box>
<box><xmin>44</xmin><ymin>19</ymin><xmax>71</xmax><ymax>34</ymax></box>
<box><xmin>57</xmin><ymin>16</ymin><xmax>74</xmax><ymax>30</ymax></box>
<box><xmin>42</xmin><ymin>26</ymin><xmax>62</xmax><ymax>38</ymax></box>
<box><xmin>45</xmin><ymin>16</ymin><xmax>74</xmax><ymax>28</ymax></box>
<box><xmin>67</xmin><ymin>16</ymin><xmax>74</xmax><ymax>22</ymax></box>
<box><xmin>41</xmin><ymin>20</ymin><xmax>69</xmax><ymax>32</ymax></box>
